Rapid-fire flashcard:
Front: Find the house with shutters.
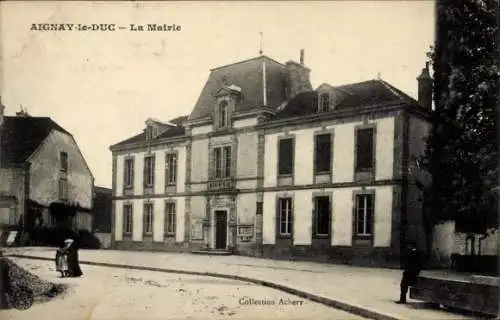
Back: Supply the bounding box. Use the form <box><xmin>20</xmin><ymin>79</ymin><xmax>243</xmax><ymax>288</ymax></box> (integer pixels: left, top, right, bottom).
<box><xmin>109</xmin><ymin>51</ymin><xmax>433</xmax><ymax>266</ymax></box>
<box><xmin>0</xmin><ymin>104</ymin><xmax>94</xmax><ymax>235</ymax></box>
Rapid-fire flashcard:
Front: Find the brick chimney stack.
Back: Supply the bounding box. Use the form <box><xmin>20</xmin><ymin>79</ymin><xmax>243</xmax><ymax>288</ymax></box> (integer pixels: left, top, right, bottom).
<box><xmin>285</xmin><ymin>49</ymin><xmax>312</xmax><ymax>100</ymax></box>
<box><xmin>417</xmin><ymin>62</ymin><xmax>432</xmax><ymax>110</ymax></box>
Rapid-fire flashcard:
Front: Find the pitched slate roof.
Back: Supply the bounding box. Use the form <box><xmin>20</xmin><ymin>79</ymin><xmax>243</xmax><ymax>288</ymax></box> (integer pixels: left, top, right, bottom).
<box><xmin>270</xmin><ymin>79</ymin><xmax>421</xmax><ymax>120</ymax></box>
<box><xmin>111</xmin><ymin>123</ymin><xmax>185</xmax><ymax>148</ymax></box>
<box><xmin>188</xmin><ymin>55</ymin><xmax>288</xmax><ymax>120</ymax></box>
<box><xmin>1</xmin><ymin>116</ymin><xmax>71</xmax><ymax>166</ymax></box>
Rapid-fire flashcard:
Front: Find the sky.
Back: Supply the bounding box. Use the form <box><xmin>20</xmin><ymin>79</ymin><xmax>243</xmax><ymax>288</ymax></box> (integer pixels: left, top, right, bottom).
<box><xmin>1</xmin><ymin>1</ymin><xmax>435</xmax><ymax>188</ymax></box>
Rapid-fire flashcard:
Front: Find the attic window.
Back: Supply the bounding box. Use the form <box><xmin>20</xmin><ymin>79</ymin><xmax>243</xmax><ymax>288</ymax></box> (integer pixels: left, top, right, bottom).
<box><xmin>217</xmin><ymin>100</ymin><xmax>229</xmax><ymax>128</ymax></box>
<box><xmin>318</xmin><ymin>93</ymin><xmax>330</xmax><ymax>113</ymax></box>
<box><xmin>146</xmin><ymin>126</ymin><xmax>157</xmax><ymax>141</ymax></box>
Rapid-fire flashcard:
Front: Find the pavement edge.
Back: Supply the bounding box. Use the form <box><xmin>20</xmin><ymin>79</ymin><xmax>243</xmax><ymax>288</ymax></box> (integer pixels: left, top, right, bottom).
<box><xmin>7</xmin><ymin>254</ymin><xmax>401</xmax><ymax>320</ymax></box>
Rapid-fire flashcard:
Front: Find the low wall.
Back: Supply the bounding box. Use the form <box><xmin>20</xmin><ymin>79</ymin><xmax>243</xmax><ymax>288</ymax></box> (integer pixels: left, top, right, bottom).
<box><xmin>94</xmin><ymin>232</ymin><xmax>111</xmax><ymax>249</ymax></box>
<box><xmin>410</xmin><ymin>275</ymin><xmax>499</xmax><ymax>317</ymax></box>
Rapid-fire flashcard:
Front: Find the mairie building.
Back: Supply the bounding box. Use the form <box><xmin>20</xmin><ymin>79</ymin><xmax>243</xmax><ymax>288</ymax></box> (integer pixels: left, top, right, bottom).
<box><xmin>109</xmin><ymin>51</ymin><xmax>433</xmax><ymax>267</ymax></box>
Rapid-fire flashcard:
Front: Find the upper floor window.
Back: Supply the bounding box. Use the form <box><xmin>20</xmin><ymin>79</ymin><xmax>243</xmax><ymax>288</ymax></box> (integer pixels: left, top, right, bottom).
<box><xmin>144</xmin><ymin>155</ymin><xmax>156</xmax><ymax>187</ymax></box>
<box><xmin>124</xmin><ymin>158</ymin><xmax>134</xmax><ymax>188</ymax></box>
<box><xmin>143</xmin><ymin>203</ymin><xmax>153</xmax><ymax>235</ymax></box>
<box><xmin>356</xmin><ymin>128</ymin><xmax>375</xmax><ymax>171</ymax></box>
<box><xmin>318</xmin><ymin>93</ymin><xmax>330</xmax><ymax>113</ymax></box>
<box><xmin>315</xmin><ymin>134</ymin><xmax>332</xmax><ymax>174</ymax></box>
<box><xmin>278</xmin><ymin>138</ymin><xmax>294</xmax><ymax>176</ymax></box>
<box><xmin>60</xmin><ymin>152</ymin><xmax>68</xmax><ymax>172</ymax></box>
<box><xmin>217</xmin><ymin>100</ymin><xmax>229</xmax><ymax>128</ymax></box>
<box><xmin>165</xmin><ymin>152</ymin><xmax>178</xmax><ymax>185</ymax></box>
<box><xmin>355</xmin><ymin>193</ymin><xmax>373</xmax><ymax>237</ymax></box>
<box><xmin>213</xmin><ymin>146</ymin><xmax>232</xmax><ymax>179</ymax></box>
<box><xmin>58</xmin><ymin>177</ymin><xmax>68</xmax><ymax>201</ymax></box>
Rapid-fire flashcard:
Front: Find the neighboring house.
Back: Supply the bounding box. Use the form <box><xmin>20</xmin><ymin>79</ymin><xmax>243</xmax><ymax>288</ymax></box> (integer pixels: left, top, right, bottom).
<box><xmin>92</xmin><ymin>186</ymin><xmax>112</xmax><ymax>233</ymax></box>
<box><xmin>0</xmin><ymin>105</ymin><xmax>94</xmax><ymax>234</ymax></box>
<box><xmin>110</xmin><ymin>51</ymin><xmax>433</xmax><ymax>266</ymax></box>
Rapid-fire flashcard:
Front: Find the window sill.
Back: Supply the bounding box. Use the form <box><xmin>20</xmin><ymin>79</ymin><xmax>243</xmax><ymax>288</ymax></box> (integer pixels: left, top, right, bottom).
<box><xmin>314</xmin><ymin>172</ymin><xmax>331</xmax><ymax>184</ymax></box>
<box><xmin>164</xmin><ymin>234</ymin><xmax>176</xmax><ymax>238</ymax></box>
<box><xmin>276</xmin><ymin>234</ymin><xmax>292</xmax><ymax>239</ymax></box>
<box><xmin>354</xmin><ymin>170</ymin><xmax>374</xmax><ymax>182</ymax></box>
<box><xmin>312</xmin><ymin>234</ymin><xmax>330</xmax><ymax>239</ymax></box>
<box><xmin>277</xmin><ymin>175</ymin><xmax>293</xmax><ymax>186</ymax></box>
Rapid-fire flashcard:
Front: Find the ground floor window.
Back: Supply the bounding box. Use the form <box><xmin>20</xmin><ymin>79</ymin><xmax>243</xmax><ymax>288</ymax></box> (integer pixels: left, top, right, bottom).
<box><xmin>165</xmin><ymin>202</ymin><xmax>176</xmax><ymax>236</ymax></box>
<box><xmin>314</xmin><ymin>196</ymin><xmax>331</xmax><ymax>237</ymax></box>
<box><xmin>123</xmin><ymin>204</ymin><xmax>133</xmax><ymax>234</ymax></box>
<box><xmin>278</xmin><ymin>198</ymin><xmax>293</xmax><ymax>236</ymax></box>
<box><xmin>143</xmin><ymin>203</ymin><xmax>153</xmax><ymax>235</ymax></box>
<box><xmin>355</xmin><ymin>194</ymin><xmax>374</xmax><ymax>237</ymax></box>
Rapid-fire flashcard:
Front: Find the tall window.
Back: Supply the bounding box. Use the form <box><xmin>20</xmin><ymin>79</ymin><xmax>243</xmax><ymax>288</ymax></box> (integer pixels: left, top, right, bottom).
<box><xmin>278</xmin><ymin>198</ymin><xmax>293</xmax><ymax>236</ymax></box>
<box><xmin>60</xmin><ymin>152</ymin><xmax>68</xmax><ymax>172</ymax></box>
<box><xmin>144</xmin><ymin>155</ymin><xmax>155</xmax><ymax>187</ymax></box>
<box><xmin>143</xmin><ymin>203</ymin><xmax>153</xmax><ymax>235</ymax></box>
<box><xmin>58</xmin><ymin>178</ymin><xmax>68</xmax><ymax>201</ymax></box>
<box><xmin>278</xmin><ymin>138</ymin><xmax>294</xmax><ymax>176</ymax></box>
<box><xmin>355</xmin><ymin>194</ymin><xmax>373</xmax><ymax>236</ymax></box>
<box><xmin>315</xmin><ymin>134</ymin><xmax>332</xmax><ymax>173</ymax></box>
<box><xmin>165</xmin><ymin>202</ymin><xmax>176</xmax><ymax>236</ymax></box>
<box><xmin>213</xmin><ymin>146</ymin><xmax>232</xmax><ymax>178</ymax></box>
<box><xmin>124</xmin><ymin>158</ymin><xmax>134</xmax><ymax>188</ymax></box>
<box><xmin>356</xmin><ymin>128</ymin><xmax>375</xmax><ymax>171</ymax></box>
<box><xmin>318</xmin><ymin>93</ymin><xmax>330</xmax><ymax>112</ymax></box>
<box><xmin>218</xmin><ymin>100</ymin><xmax>229</xmax><ymax>128</ymax></box>
<box><xmin>314</xmin><ymin>196</ymin><xmax>330</xmax><ymax>236</ymax></box>
<box><xmin>165</xmin><ymin>152</ymin><xmax>177</xmax><ymax>185</ymax></box>
<box><xmin>123</xmin><ymin>204</ymin><xmax>133</xmax><ymax>234</ymax></box>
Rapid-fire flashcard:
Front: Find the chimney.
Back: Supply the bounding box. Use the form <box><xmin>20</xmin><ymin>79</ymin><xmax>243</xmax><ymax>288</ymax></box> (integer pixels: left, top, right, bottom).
<box><xmin>16</xmin><ymin>106</ymin><xmax>30</xmax><ymax>117</ymax></box>
<box><xmin>285</xmin><ymin>49</ymin><xmax>312</xmax><ymax>99</ymax></box>
<box><xmin>417</xmin><ymin>62</ymin><xmax>432</xmax><ymax>110</ymax></box>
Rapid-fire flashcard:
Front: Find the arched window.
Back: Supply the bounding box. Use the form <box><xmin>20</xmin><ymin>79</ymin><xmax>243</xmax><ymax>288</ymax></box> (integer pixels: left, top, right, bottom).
<box><xmin>218</xmin><ymin>100</ymin><xmax>228</xmax><ymax>128</ymax></box>
<box><xmin>319</xmin><ymin>93</ymin><xmax>330</xmax><ymax>113</ymax></box>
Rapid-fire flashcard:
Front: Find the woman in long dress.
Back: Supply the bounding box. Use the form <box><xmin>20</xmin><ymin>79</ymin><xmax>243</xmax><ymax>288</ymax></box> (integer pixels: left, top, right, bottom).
<box><xmin>65</xmin><ymin>239</ymin><xmax>83</xmax><ymax>277</ymax></box>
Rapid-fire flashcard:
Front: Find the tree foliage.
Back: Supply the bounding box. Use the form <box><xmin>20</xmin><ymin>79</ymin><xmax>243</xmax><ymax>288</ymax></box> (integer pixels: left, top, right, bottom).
<box><xmin>422</xmin><ymin>0</ymin><xmax>499</xmax><ymax>235</ymax></box>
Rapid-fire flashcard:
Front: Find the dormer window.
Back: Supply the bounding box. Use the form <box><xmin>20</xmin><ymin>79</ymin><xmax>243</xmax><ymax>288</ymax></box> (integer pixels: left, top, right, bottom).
<box><xmin>217</xmin><ymin>100</ymin><xmax>229</xmax><ymax>128</ymax></box>
<box><xmin>318</xmin><ymin>93</ymin><xmax>330</xmax><ymax>113</ymax></box>
<box><xmin>146</xmin><ymin>126</ymin><xmax>158</xmax><ymax>141</ymax></box>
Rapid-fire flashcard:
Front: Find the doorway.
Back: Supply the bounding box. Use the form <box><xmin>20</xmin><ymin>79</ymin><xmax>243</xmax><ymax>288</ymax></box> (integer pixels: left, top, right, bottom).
<box><xmin>214</xmin><ymin>210</ymin><xmax>227</xmax><ymax>249</ymax></box>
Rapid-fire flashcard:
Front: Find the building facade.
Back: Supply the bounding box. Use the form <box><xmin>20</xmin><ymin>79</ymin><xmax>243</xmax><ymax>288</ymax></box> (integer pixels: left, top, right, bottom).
<box><xmin>0</xmin><ymin>106</ymin><xmax>94</xmax><ymax>233</ymax></box>
<box><xmin>110</xmin><ymin>52</ymin><xmax>433</xmax><ymax>266</ymax></box>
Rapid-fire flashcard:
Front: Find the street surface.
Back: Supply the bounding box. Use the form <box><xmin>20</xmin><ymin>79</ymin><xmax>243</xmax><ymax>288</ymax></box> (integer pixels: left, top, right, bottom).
<box><xmin>1</xmin><ymin>258</ymin><xmax>366</xmax><ymax>320</ymax></box>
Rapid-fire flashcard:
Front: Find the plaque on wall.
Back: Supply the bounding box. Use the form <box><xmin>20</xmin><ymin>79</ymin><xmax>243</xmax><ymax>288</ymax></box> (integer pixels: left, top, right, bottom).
<box><xmin>191</xmin><ymin>221</ymin><xmax>204</xmax><ymax>240</ymax></box>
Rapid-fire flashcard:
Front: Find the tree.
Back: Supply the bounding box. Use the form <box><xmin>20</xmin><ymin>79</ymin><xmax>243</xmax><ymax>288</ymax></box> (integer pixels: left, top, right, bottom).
<box><xmin>421</xmin><ymin>0</ymin><xmax>499</xmax><ymax>255</ymax></box>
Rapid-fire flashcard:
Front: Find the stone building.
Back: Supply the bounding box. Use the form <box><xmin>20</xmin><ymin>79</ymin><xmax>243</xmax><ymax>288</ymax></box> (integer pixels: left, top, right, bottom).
<box><xmin>0</xmin><ymin>104</ymin><xmax>94</xmax><ymax>233</ymax></box>
<box><xmin>110</xmin><ymin>51</ymin><xmax>433</xmax><ymax>266</ymax></box>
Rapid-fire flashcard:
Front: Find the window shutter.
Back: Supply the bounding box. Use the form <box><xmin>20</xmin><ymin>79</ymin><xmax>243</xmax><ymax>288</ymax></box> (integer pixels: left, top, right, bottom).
<box><xmin>143</xmin><ymin>204</ymin><xmax>146</xmax><ymax>233</ymax></box>
<box><xmin>122</xmin><ymin>206</ymin><xmax>126</xmax><ymax>233</ymax></box>
<box><xmin>275</xmin><ymin>198</ymin><xmax>280</xmax><ymax>236</ymax></box>
<box><xmin>129</xmin><ymin>159</ymin><xmax>134</xmax><ymax>188</ymax></box>
<box><xmin>164</xmin><ymin>202</ymin><xmax>168</xmax><ymax>235</ymax></box>
<box><xmin>312</xmin><ymin>197</ymin><xmax>316</xmax><ymax>236</ymax></box>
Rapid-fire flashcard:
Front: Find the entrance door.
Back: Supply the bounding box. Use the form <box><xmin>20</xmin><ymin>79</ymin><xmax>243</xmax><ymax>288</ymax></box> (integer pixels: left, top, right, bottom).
<box><xmin>214</xmin><ymin>210</ymin><xmax>227</xmax><ymax>249</ymax></box>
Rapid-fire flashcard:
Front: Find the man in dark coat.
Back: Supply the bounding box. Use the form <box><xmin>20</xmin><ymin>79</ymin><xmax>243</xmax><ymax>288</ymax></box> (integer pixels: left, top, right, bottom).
<box><xmin>396</xmin><ymin>241</ymin><xmax>422</xmax><ymax>304</ymax></box>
